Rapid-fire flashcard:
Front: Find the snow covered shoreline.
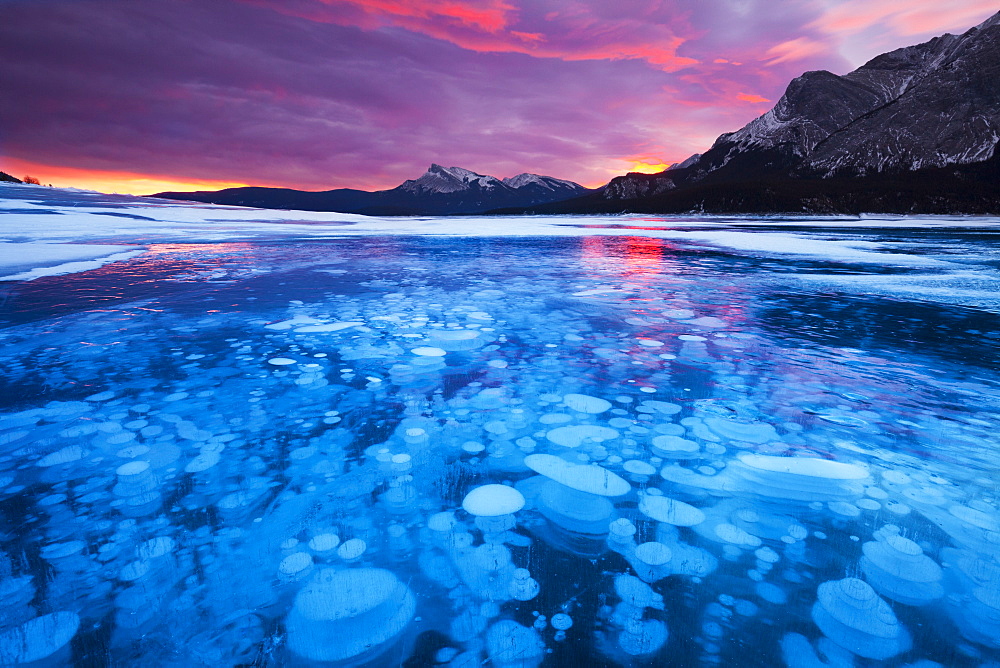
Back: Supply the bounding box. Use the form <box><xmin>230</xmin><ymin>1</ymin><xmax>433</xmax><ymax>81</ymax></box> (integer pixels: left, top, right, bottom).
<box><xmin>1</xmin><ymin>184</ymin><xmax>998</xmax><ymax>283</ymax></box>
<box><xmin>0</xmin><ymin>243</ymin><xmax>144</xmax><ymax>281</ymax></box>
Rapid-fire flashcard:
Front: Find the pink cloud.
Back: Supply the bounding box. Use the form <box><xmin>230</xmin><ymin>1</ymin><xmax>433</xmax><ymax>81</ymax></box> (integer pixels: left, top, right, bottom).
<box><xmin>764</xmin><ymin>37</ymin><xmax>831</xmax><ymax>65</ymax></box>
<box><xmin>815</xmin><ymin>0</ymin><xmax>997</xmax><ymax>37</ymax></box>
<box><xmin>810</xmin><ymin>0</ymin><xmax>997</xmax><ymax>67</ymax></box>
<box><xmin>243</xmin><ymin>0</ymin><xmax>700</xmax><ymax>72</ymax></box>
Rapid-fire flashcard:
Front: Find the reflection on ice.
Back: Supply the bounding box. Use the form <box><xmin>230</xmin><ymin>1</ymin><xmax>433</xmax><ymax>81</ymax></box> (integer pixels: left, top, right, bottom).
<box><xmin>0</xmin><ymin>231</ymin><xmax>999</xmax><ymax>666</ymax></box>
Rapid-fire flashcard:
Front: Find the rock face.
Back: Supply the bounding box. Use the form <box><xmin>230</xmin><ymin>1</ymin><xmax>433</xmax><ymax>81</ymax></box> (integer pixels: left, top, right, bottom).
<box><xmin>551</xmin><ymin>11</ymin><xmax>1000</xmax><ymax>215</ymax></box>
<box><xmin>708</xmin><ymin>10</ymin><xmax>1000</xmax><ymax>177</ymax></box>
<box><xmin>155</xmin><ymin>164</ymin><xmax>589</xmax><ymax>216</ymax></box>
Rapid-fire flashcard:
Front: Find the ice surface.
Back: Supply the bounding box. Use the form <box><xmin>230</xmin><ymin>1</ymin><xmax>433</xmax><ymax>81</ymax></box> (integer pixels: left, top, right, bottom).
<box><xmin>1</xmin><ymin>184</ymin><xmax>1000</xmax><ymax>665</ymax></box>
<box><xmin>0</xmin><ymin>242</ymin><xmax>143</xmax><ymax>281</ymax></box>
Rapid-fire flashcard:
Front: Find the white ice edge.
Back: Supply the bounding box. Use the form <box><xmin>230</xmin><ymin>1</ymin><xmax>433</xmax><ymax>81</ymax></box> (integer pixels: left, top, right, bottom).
<box><xmin>0</xmin><ymin>243</ymin><xmax>145</xmax><ymax>282</ymax></box>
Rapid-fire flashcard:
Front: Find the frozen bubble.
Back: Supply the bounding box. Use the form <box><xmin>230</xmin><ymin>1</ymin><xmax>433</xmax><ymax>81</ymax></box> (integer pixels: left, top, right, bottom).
<box><xmin>116</xmin><ymin>445</ymin><xmax>150</xmax><ymax>459</ymax></box>
<box><xmin>623</xmin><ymin>460</ymin><xmax>657</xmax><ymax>477</ymax></box>
<box><xmin>787</xmin><ymin>524</ymin><xmax>808</xmax><ymax>540</ymax></box>
<box><xmin>265</xmin><ymin>315</ymin><xmax>321</xmax><ymax>330</ymax></box>
<box><xmin>861</xmin><ymin>533</ymin><xmax>943</xmax><ymax>605</ymax></box>
<box><xmin>705</xmin><ymin>418</ymin><xmax>778</xmax><ymax>444</ymax></box>
<box><xmin>563</xmin><ymin>393</ymin><xmax>612</xmax><ymax>414</ymax></box>
<box><xmin>487</xmin><ymin>620</ymin><xmax>544</xmax><ymax>667</ymax></box>
<box><xmin>639</xmin><ymin>494</ymin><xmax>705</xmax><ymax>526</ymax></box>
<box><xmin>280</xmin><ymin>553</ymin><xmax>314</xmax><ymax>576</ymax></box>
<box><xmin>636</xmin><ymin>339</ymin><xmax>664</xmax><ymax>347</ymax></box>
<box><xmin>138</xmin><ymin>537</ymin><xmax>175</xmax><ymax>559</ymax></box>
<box><xmin>184</xmin><ymin>452</ymin><xmax>221</xmax><ymax>473</ymax></box>
<box><xmin>754</xmin><ymin>547</ymin><xmax>780</xmax><ymax>564</ymax></box>
<box><xmin>650</xmin><ymin>435</ymin><xmax>699</xmax><ymax>459</ymax></box>
<box><xmin>637</xmin><ymin>401</ymin><xmax>681</xmax><ymax>415</ymax></box>
<box><xmin>635</xmin><ymin>542</ymin><xmax>672</xmax><ymax>566</ymax></box>
<box><xmin>510</xmin><ymin>568</ymin><xmax>540</xmax><ymax>601</ymax></box>
<box><xmin>828</xmin><ymin>501</ymin><xmax>861</xmax><ymax>518</ymax></box>
<box><xmin>37</xmin><ymin>446</ymin><xmax>85</xmax><ymax>467</ymax></box>
<box><xmin>337</xmin><ymin>538</ymin><xmax>367</xmax><ymax>561</ymax></box>
<box><xmin>462</xmin><ymin>484</ymin><xmax>525</xmax><ymax>517</ymax></box>
<box><xmin>756</xmin><ymin>582</ymin><xmax>787</xmax><ymax>605</ymax></box>
<box><xmin>295</xmin><ymin>321</ymin><xmax>363</xmax><ymax>333</ymax></box>
<box><xmin>546</xmin><ymin>425</ymin><xmax>619</xmax><ymax>449</ymax></box>
<box><xmin>309</xmin><ymin>534</ymin><xmax>341</xmax><ymax>553</ymax></box>
<box><xmin>619</xmin><ymin>618</ymin><xmax>668</xmax><ymax>656</ymax></box>
<box><xmin>40</xmin><ymin>541</ymin><xmax>85</xmax><ymax>560</ymax></box>
<box><xmin>0</xmin><ymin>611</ymin><xmax>80</xmax><ymax>664</ymax></box>
<box><xmin>678</xmin><ymin>334</ymin><xmax>706</xmax><ymax>342</ymax></box>
<box><xmin>290</xmin><ymin>446</ymin><xmax>317</xmax><ymax>461</ymax></box>
<box><xmin>119</xmin><ymin>561</ymin><xmax>151</xmax><ymax>582</ymax></box>
<box><xmin>428</xmin><ymin>511</ymin><xmax>458</xmax><ymax>533</ymax></box>
<box><xmin>85</xmin><ymin>391</ymin><xmax>115</xmax><ymax>402</ymax></box>
<box><xmin>106</xmin><ymin>431</ymin><xmax>136</xmax><ymax>445</ymax></box>
<box><xmin>524</xmin><ymin>454</ymin><xmax>630</xmax><ymax>496</ymax></box>
<box><xmin>462</xmin><ymin>441</ymin><xmax>486</xmax><ymax>454</ymax></box>
<box><xmin>116</xmin><ymin>460</ymin><xmax>150</xmax><ymax>478</ymax></box>
<box><xmin>539</xmin><ymin>413</ymin><xmax>573</xmax><ymax>425</ymax></box>
<box><xmin>812</xmin><ymin>577</ymin><xmax>911</xmax><ymax>660</ymax></box>
<box><xmin>550</xmin><ymin>613</ymin><xmax>573</xmax><ymax>630</ymax></box>
<box><xmin>686</xmin><ymin>316</ymin><xmax>727</xmax><ymax>328</ymax></box>
<box><xmin>886</xmin><ymin>501</ymin><xmax>910</xmax><ymax>516</ymax></box>
<box><xmin>739</xmin><ymin>453</ymin><xmax>867</xmax><ymax>479</ymax></box>
<box><xmin>715</xmin><ymin>523</ymin><xmax>762</xmax><ymax>548</ymax></box>
<box><xmin>268</xmin><ymin>357</ymin><xmax>296</xmax><ymax>366</ymax></box>
<box><xmin>286</xmin><ymin>568</ymin><xmax>415</xmax><ymax>662</ymax></box>
<box><xmin>411</xmin><ymin>347</ymin><xmax>447</xmax><ymax>357</ymax></box>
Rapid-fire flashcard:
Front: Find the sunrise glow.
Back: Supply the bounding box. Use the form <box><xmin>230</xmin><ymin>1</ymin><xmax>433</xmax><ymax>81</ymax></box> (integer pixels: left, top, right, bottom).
<box><xmin>1</xmin><ymin>159</ymin><xmax>250</xmax><ymax>196</ymax></box>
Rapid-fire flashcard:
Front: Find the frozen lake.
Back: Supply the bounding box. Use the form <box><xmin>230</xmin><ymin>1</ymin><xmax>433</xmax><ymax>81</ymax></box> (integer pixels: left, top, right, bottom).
<box><xmin>1</xmin><ymin>183</ymin><xmax>1000</xmax><ymax>666</ymax></box>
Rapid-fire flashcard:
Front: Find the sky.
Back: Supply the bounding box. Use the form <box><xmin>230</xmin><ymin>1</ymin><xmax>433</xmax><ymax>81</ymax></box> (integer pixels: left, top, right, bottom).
<box><xmin>1</xmin><ymin>0</ymin><xmax>996</xmax><ymax>194</ymax></box>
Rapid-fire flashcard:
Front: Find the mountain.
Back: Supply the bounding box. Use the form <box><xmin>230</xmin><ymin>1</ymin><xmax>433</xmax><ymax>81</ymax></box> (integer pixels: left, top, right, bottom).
<box><xmin>0</xmin><ymin>172</ymin><xmax>21</xmax><ymax>184</ymax></box>
<box><xmin>155</xmin><ymin>164</ymin><xmax>589</xmax><ymax>215</ymax></box>
<box><xmin>521</xmin><ymin>11</ymin><xmax>1000</xmax><ymax>215</ymax></box>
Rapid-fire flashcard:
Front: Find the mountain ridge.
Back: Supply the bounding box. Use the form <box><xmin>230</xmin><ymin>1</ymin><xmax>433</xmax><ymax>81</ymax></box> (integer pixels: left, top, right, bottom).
<box><xmin>155</xmin><ymin>165</ymin><xmax>590</xmax><ymax>216</ymax></box>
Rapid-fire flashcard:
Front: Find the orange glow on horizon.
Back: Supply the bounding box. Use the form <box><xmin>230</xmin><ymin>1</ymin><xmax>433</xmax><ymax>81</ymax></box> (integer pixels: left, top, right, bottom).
<box><xmin>627</xmin><ymin>160</ymin><xmax>671</xmax><ymax>174</ymax></box>
<box><xmin>1</xmin><ymin>156</ymin><xmax>684</xmax><ymax>197</ymax></box>
<box><xmin>0</xmin><ymin>158</ymin><xmax>252</xmax><ymax>196</ymax></box>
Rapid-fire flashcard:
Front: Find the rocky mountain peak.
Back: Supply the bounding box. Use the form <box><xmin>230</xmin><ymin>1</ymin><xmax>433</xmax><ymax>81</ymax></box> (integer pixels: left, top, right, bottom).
<box><xmin>689</xmin><ymin>10</ymin><xmax>1000</xmax><ymax>178</ymax></box>
<box><xmin>400</xmin><ymin>165</ymin><xmax>504</xmax><ymax>194</ymax></box>
<box><xmin>502</xmin><ymin>173</ymin><xmax>583</xmax><ymax>191</ymax></box>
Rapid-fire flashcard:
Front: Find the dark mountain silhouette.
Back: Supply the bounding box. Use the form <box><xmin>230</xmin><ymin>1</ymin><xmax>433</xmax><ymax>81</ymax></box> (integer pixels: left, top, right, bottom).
<box><xmin>0</xmin><ymin>172</ymin><xmax>22</xmax><ymax>184</ymax></box>
<box><xmin>154</xmin><ymin>164</ymin><xmax>589</xmax><ymax>215</ymax></box>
